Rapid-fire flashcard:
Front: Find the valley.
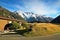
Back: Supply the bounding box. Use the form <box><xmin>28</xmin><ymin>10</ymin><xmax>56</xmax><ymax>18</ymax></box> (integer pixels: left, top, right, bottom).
<box><xmin>0</xmin><ymin>7</ymin><xmax>60</xmax><ymax>40</ymax></box>
<box><xmin>0</xmin><ymin>6</ymin><xmax>60</xmax><ymax>37</ymax></box>
<box><xmin>0</xmin><ymin>0</ymin><xmax>60</xmax><ymax>40</ymax></box>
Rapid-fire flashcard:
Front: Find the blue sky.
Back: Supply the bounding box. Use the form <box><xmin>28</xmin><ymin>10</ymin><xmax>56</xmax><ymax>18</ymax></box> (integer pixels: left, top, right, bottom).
<box><xmin>0</xmin><ymin>0</ymin><xmax>60</xmax><ymax>18</ymax></box>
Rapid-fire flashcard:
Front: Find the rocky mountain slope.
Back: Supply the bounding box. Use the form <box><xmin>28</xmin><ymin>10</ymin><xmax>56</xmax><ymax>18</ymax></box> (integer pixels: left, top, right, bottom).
<box><xmin>0</xmin><ymin>6</ymin><xmax>25</xmax><ymax>21</ymax></box>
<box><xmin>16</xmin><ymin>10</ymin><xmax>53</xmax><ymax>23</ymax></box>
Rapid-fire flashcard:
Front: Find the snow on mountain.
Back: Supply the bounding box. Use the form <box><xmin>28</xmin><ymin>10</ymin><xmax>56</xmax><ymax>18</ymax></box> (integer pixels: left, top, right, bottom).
<box><xmin>15</xmin><ymin>10</ymin><xmax>53</xmax><ymax>23</ymax></box>
<box><xmin>15</xmin><ymin>10</ymin><xmax>24</xmax><ymax>18</ymax></box>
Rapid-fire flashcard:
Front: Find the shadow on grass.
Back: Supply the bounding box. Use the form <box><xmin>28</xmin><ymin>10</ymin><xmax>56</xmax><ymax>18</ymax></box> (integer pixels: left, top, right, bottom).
<box><xmin>1</xmin><ymin>25</ymin><xmax>33</xmax><ymax>36</ymax></box>
<box><xmin>1</xmin><ymin>33</ymin><xmax>18</xmax><ymax>35</ymax></box>
<box><xmin>1</xmin><ymin>29</ymin><xmax>32</xmax><ymax>36</ymax></box>
<box><xmin>51</xmin><ymin>23</ymin><xmax>60</xmax><ymax>25</ymax></box>
<box><xmin>15</xmin><ymin>29</ymin><xmax>32</xmax><ymax>36</ymax></box>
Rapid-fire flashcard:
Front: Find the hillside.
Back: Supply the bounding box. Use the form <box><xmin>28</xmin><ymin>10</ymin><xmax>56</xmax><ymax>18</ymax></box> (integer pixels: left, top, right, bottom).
<box><xmin>0</xmin><ymin>6</ymin><xmax>25</xmax><ymax>21</ymax></box>
<box><xmin>21</xmin><ymin>23</ymin><xmax>60</xmax><ymax>36</ymax></box>
<box><xmin>51</xmin><ymin>15</ymin><xmax>60</xmax><ymax>23</ymax></box>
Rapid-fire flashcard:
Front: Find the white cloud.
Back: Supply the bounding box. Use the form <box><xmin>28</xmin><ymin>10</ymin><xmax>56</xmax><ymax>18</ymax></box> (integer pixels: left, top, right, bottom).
<box><xmin>22</xmin><ymin>0</ymin><xmax>60</xmax><ymax>16</ymax></box>
<box><xmin>15</xmin><ymin>0</ymin><xmax>60</xmax><ymax>17</ymax></box>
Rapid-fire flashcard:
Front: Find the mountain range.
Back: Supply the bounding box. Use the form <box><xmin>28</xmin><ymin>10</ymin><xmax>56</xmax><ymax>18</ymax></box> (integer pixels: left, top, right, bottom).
<box><xmin>0</xmin><ymin>6</ymin><xmax>55</xmax><ymax>23</ymax></box>
<box><xmin>16</xmin><ymin>10</ymin><xmax>53</xmax><ymax>23</ymax></box>
<box><xmin>0</xmin><ymin>6</ymin><xmax>60</xmax><ymax>23</ymax></box>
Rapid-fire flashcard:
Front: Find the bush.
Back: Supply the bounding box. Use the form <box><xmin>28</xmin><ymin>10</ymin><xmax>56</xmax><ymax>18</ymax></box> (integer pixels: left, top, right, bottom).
<box><xmin>12</xmin><ymin>22</ymin><xmax>21</xmax><ymax>29</ymax></box>
<box><xmin>21</xmin><ymin>23</ymin><xmax>30</xmax><ymax>29</ymax></box>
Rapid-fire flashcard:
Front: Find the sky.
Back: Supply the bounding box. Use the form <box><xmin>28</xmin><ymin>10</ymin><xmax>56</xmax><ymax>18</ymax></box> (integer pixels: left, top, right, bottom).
<box><xmin>0</xmin><ymin>0</ymin><xmax>60</xmax><ymax>18</ymax></box>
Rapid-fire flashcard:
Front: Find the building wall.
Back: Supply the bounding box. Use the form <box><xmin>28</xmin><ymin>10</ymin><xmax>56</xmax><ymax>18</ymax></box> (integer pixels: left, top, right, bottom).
<box><xmin>0</xmin><ymin>19</ymin><xmax>8</xmax><ymax>31</ymax></box>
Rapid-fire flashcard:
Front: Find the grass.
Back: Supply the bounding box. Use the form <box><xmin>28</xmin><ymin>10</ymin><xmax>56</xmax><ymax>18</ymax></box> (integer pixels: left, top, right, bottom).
<box><xmin>1</xmin><ymin>23</ymin><xmax>60</xmax><ymax>37</ymax></box>
<box><xmin>22</xmin><ymin>23</ymin><xmax>60</xmax><ymax>37</ymax></box>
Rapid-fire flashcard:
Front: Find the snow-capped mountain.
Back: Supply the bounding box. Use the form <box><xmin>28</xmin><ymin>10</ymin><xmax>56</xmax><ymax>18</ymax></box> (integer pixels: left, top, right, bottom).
<box><xmin>15</xmin><ymin>10</ymin><xmax>53</xmax><ymax>23</ymax></box>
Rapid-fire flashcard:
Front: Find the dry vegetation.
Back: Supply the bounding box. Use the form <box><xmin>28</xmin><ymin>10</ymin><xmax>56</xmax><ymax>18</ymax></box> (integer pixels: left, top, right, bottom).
<box><xmin>1</xmin><ymin>23</ymin><xmax>60</xmax><ymax>37</ymax></box>
<box><xmin>24</xmin><ymin>23</ymin><xmax>60</xmax><ymax>36</ymax></box>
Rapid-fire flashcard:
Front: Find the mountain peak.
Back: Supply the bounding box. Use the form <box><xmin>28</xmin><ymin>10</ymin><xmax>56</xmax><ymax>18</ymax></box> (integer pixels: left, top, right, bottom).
<box><xmin>16</xmin><ymin>10</ymin><xmax>53</xmax><ymax>23</ymax></box>
<box><xmin>51</xmin><ymin>15</ymin><xmax>60</xmax><ymax>23</ymax></box>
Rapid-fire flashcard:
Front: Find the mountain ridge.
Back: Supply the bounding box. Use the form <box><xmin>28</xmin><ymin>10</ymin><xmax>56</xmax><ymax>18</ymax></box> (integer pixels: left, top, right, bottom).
<box><xmin>51</xmin><ymin>15</ymin><xmax>60</xmax><ymax>23</ymax></box>
<box><xmin>0</xmin><ymin>6</ymin><xmax>53</xmax><ymax>23</ymax></box>
<box><xmin>16</xmin><ymin>10</ymin><xmax>53</xmax><ymax>23</ymax></box>
<box><xmin>0</xmin><ymin>6</ymin><xmax>25</xmax><ymax>21</ymax></box>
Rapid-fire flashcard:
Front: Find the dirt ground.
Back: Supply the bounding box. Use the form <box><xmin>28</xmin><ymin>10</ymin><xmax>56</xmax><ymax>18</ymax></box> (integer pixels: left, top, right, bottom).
<box><xmin>0</xmin><ymin>33</ymin><xmax>60</xmax><ymax>40</ymax></box>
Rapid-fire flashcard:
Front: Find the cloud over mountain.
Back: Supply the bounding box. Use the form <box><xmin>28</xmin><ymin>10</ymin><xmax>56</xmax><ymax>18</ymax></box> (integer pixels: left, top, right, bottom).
<box><xmin>0</xmin><ymin>0</ymin><xmax>60</xmax><ymax>18</ymax></box>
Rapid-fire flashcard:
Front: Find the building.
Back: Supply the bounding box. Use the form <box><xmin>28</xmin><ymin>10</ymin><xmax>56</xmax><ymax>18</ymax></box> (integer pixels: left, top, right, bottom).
<box><xmin>0</xmin><ymin>16</ymin><xmax>23</xmax><ymax>32</ymax></box>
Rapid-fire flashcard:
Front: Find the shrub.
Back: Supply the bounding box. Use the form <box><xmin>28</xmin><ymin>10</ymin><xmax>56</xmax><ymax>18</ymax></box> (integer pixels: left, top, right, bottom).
<box><xmin>21</xmin><ymin>23</ymin><xmax>30</xmax><ymax>29</ymax></box>
<box><xmin>12</xmin><ymin>22</ymin><xmax>21</xmax><ymax>29</ymax></box>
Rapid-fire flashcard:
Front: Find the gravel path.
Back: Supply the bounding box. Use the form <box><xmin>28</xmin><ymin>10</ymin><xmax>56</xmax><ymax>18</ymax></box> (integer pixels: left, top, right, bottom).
<box><xmin>0</xmin><ymin>34</ymin><xmax>60</xmax><ymax>40</ymax></box>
